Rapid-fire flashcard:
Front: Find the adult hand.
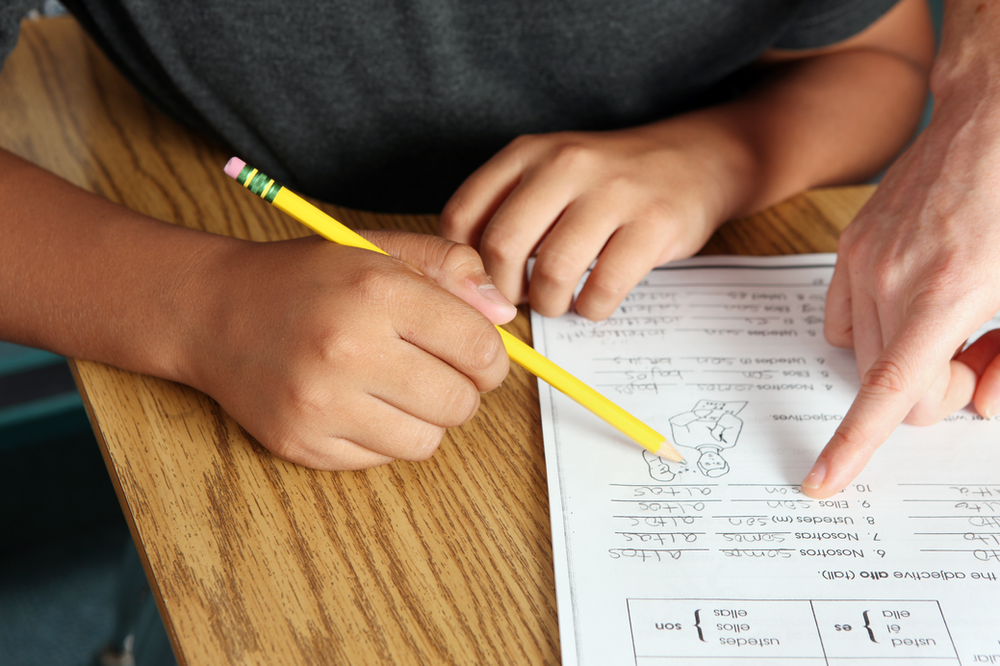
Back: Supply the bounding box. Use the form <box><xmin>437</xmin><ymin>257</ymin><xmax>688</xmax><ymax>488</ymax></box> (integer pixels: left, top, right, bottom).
<box><xmin>440</xmin><ymin>123</ymin><xmax>744</xmax><ymax>321</ymax></box>
<box><xmin>185</xmin><ymin>230</ymin><xmax>515</xmax><ymax>471</ymax></box>
<box><xmin>803</xmin><ymin>77</ymin><xmax>1000</xmax><ymax>498</ymax></box>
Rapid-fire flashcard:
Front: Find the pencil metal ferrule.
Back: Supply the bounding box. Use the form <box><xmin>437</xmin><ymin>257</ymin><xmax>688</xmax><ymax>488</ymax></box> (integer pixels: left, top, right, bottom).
<box><xmin>237</xmin><ymin>165</ymin><xmax>283</xmax><ymax>203</ymax></box>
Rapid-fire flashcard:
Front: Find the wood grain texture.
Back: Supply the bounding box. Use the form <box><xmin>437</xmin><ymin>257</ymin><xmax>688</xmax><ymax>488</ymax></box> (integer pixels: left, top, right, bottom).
<box><xmin>0</xmin><ymin>17</ymin><xmax>874</xmax><ymax>665</ymax></box>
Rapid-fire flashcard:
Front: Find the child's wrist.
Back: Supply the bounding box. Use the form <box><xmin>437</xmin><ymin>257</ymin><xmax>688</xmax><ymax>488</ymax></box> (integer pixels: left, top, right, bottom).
<box><xmin>159</xmin><ymin>232</ymin><xmax>247</xmax><ymax>393</ymax></box>
<box><xmin>653</xmin><ymin>111</ymin><xmax>760</xmax><ymax>223</ymax></box>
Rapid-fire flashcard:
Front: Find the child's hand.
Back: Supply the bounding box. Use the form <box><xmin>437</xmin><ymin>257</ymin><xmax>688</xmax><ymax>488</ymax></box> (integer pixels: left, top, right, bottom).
<box><xmin>440</xmin><ymin>122</ymin><xmax>751</xmax><ymax>320</ymax></box>
<box><xmin>440</xmin><ymin>0</ymin><xmax>934</xmax><ymax>324</ymax></box>
<box><xmin>183</xmin><ymin>231</ymin><xmax>515</xmax><ymax>471</ymax></box>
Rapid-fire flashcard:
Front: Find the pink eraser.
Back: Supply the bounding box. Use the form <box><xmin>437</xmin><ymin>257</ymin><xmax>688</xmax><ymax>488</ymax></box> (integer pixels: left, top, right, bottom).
<box><xmin>224</xmin><ymin>157</ymin><xmax>246</xmax><ymax>179</ymax></box>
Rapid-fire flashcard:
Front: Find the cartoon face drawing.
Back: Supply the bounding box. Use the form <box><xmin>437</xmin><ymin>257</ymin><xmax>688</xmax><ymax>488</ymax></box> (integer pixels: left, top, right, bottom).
<box><xmin>649</xmin><ymin>400</ymin><xmax>746</xmax><ymax>479</ymax></box>
<box><xmin>696</xmin><ymin>449</ymin><xmax>730</xmax><ymax>477</ymax></box>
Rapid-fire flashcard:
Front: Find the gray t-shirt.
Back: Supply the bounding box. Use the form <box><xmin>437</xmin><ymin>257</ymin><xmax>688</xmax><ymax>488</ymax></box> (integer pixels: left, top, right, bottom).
<box><xmin>2</xmin><ymin>0</ymin><xmax>898</xmax><ymax>211</ymax></box>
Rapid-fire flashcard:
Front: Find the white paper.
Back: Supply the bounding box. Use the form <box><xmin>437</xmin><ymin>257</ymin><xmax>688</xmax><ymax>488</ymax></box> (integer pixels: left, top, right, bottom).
<box><xmin>531</xmin><ymin>254</ymin><xmax>1000</xmax><ymax>666</ymax></box>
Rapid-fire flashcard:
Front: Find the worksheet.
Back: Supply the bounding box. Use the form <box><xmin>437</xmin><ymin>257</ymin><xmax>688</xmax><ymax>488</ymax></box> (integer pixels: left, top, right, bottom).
<box><xmin>531</xmin><ymin>254</ymin><xmax>1000</xmax><ymax>666</ymax></box>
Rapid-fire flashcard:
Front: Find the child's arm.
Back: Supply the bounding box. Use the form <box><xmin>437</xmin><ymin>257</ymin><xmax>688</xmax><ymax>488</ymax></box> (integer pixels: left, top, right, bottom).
<box><xmin>440</xmin><ymin>0</ymin><xmax>934</xmax><ymax>321</ymax></box>
<box><xmin>0</xmin><ymin>148</ymin><xmax>514</xmax><ymax>470</ymax></box>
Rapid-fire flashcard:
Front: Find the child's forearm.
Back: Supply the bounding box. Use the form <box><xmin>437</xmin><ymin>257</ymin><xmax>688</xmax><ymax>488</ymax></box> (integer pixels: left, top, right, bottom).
<box><xmin>713</xmin><ymin>53</ymin><xmax>928</xmax><ymax>215</ymax></box>
<box><xmin>440</xmin><ymin>0</ymin><xmax>934</xmax><ymax>322</ymax></box>
<box><xmin>677</xmin><ymin>1</ymin><xmax>934</xmax><ymax>220</ymax></box>
<box><xmin>0</xmin><ymin>147</ymin><xmax>226</xmax><ymax>386</ymax></box>
<box><xmin>0</xmin><ymin>147</ymin><xmax>515</xmax><ymax>470</ymax></box>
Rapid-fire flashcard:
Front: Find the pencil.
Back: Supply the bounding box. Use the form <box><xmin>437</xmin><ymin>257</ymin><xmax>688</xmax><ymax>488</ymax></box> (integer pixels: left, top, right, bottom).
<box><xmin>224</xmin><ymin>157</ymin><xmax>683</xmax><ymax>462</ymax></box>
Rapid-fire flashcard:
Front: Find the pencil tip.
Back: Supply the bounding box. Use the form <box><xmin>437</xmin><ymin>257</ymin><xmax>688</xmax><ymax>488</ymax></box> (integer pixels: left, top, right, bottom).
<box><xmin>653</xmin><ymin>439</ymin><xmax>684</xmax><ymax>463</ymax></box>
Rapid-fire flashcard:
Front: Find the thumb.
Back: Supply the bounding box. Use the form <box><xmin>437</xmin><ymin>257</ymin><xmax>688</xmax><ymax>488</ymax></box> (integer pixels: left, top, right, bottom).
<box><xmin>360</xmin><ymin>229</ymin><xmax>518</xmax><ymax>325</ymax></box>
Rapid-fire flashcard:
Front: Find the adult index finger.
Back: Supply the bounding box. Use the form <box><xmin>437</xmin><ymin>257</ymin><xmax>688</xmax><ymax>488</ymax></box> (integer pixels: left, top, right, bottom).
<box><xmin>800</xmin><ymin>324</ymin><xmax>974</xmax><ymax>499</ymax></box>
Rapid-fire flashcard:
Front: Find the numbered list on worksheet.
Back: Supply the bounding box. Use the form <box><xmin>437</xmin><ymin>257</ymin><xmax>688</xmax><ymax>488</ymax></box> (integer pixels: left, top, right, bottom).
<box><xmin>532</xmin><ymin>255</ymin><xmax>1000</xmax><ymax>666</ymax></box>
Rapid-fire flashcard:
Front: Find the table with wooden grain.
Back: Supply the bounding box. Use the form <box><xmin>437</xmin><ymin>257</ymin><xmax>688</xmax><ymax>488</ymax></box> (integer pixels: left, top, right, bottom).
<box><xmin>0</xmin><ymin>16</ymin><xmax>874</xmax><ymax>666</ymax></box>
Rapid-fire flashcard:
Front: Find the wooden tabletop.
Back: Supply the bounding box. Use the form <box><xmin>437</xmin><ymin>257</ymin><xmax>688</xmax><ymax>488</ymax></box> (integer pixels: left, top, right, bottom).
<box><xmin>0</xmin><ymin>16</ymin><xmax>874</xmax><ymax>666</ymax></box>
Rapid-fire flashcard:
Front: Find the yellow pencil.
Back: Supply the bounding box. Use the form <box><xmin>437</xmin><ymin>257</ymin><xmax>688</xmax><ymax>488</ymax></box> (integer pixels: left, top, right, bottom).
<box><xmin>224</xmin><ymin>157</ymin><xmax>683</xmax><ymax>462</ymax></box>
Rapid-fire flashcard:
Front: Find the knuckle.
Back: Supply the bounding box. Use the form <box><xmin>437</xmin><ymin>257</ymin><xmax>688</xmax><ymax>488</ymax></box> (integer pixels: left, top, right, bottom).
<box><xmin>462</xmin><ymin>324</ymin><xmax>508</xmax><ymax>378</ymax></box>
<box><xmin>446</xmin><ymin>323</ymin><xmax>508</xmax><ymax>392</ymax></box>
<box><xmin>403</xmin><ymin>424</ymin><xmax>446</xmax><ymax>461</ymax></box>
<box><xmin>266</xmin><ymin>420</ymin><xmax>335</xmax><ymax>469</ymax></box>
<box><xmin>549</xmin><ymin>141</ymin><xmax>597</xmax><ymax>171</ymax></box>
<box><xmin>575</xmin><ymin>299</ymin><xmax>617</xmax><ymax>321</ymax></box>
<box><xmin>843</xmin><ymin>241</ymin><xmax>874</xmax><ymax>279</ymax></box>
<box><xmin>869</xmin><ymin>266</ymin><xmax>897</xmax><ymax>300</ymax></box>
<box><xmin>352</xmin><ymin>261</ymin><xmax>400</xmax><ymax>304</ymax></box>
<box><xmin>268</xmin><ymin>432</ymin><xmax>300</xmax><ymax>464</ymax></box>
<box><xmin>511</xmin><ymin>132</ymin><xmax>538</xmax><ymax>145</ymax></box>
<box><xmin>600</xmin><ymin>173</ymin><xmax>643</xmax><ymax>201</ymax></box>
<box><xmin>533</xmin><ymin>252</ymin><xmax>581</xmax><ymax>291</ymax></box>
<box><xmin>823</xmin><ymin>320</ymin><xmax>852</xmax><ymax>349</ymax></box>
<box><xmin>478</xmin><ymin>229</ymin><xmax>520</xmax><ymax>272</ymax></box>
<box><xmin>439</xmin><ymin>198</ymin><xmax>471</xmax><ymax>239</ymax></box>
<box><xmin>508</xmin><ymin>133</ymin><xmax>542</xmax><ymax>153</ymax></box>
<box><xmin>586</xmin><ymin>270</ymin><xmax>631</xmax><ymax>306</ymax></box>
<box><xmin>830</xmin><ymin>418</ymin><xmax>874</xmax><ymax>457</ymax></box>
<box><xmin>576</xmin><ymin>283</ymin><xmax>629</xmax><ymax>322</ymax></box>
<box><xmin>438</xmin><ymin>241</ymin><xmax>484</xmax><ymax>276</ymax></box>
<box><xmin>439</xmin><ymin>381</ymin><xmax>483</xmax><ymax>426</ymax></box>
<box><xmin>641</xmin><ymin>198</ymin><xmax>685</xmax><ymax>227</ymax></box>
<box><xmin>860</xmin><ymin>357</ymin><xmax>912</xmax><ymax>400</ymax></box>
<box><xmin>838</xmin><ymin>222</ymin><xmax>860</xmax><ymax>249</ymax></box>
<box><xmin>530</xmin><ymin>297</ymin><xmax>569</xmax><ymax>319</ymax></box>
<box><xmin>321</xmin><ymin>330</ymin><xmax>364</xmax><ymax>369</ymax></box>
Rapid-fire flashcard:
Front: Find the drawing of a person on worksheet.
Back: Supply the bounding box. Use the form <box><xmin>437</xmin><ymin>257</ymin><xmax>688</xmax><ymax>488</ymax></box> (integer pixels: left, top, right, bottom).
<box><xmin>645</xmin><ymin>400</ymin><xmax>746</xmax><ymax>480</ymax></box>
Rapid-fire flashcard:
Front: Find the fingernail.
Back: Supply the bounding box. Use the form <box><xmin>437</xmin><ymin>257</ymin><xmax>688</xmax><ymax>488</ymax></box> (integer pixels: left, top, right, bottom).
<box><xmin>987</xmin><ymin>399</ymin><xmax>1000</xmax><ymax>420</ymax></box>
<box><xmin>479</xmin><ymin>282</ymin><xmax>515</xmax><ymax>309</ymax></box>
<box><xmin>802</xmin><ymin>459</ymin><xmax>827</xmax><ymax>490</ymax></box>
